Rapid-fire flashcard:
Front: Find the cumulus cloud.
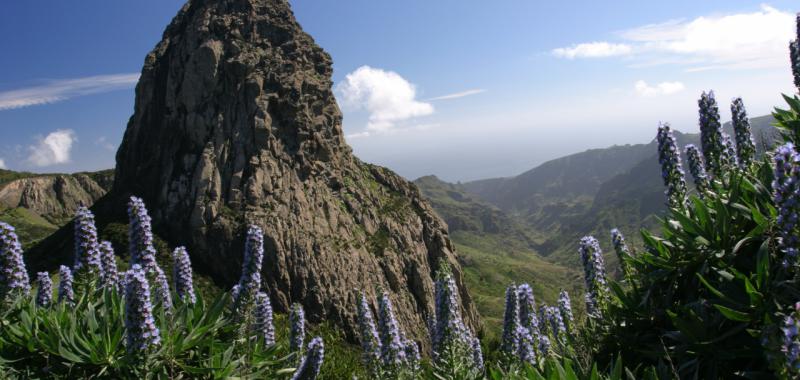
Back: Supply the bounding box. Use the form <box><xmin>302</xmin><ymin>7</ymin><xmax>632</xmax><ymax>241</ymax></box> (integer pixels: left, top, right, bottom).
<box><xmin>0</xmin><ymin>159</ymin><xmax>6</xmax><ymax>169</ymax></box>
<box><xmin>553</xmin><ymin>5</ymin><xmax>795</xmax><ymax>70</ymax></box>
<box><xmin>428</xmin><ymin>89</ymin><xmax>487</xmax><ymax>101</ymax></box>
<box><xmin>552</xmin><ymin>42</ymin><xmax>633</xmax><ymax>59</ymax></box>
<box><xmin>27</xmin><ymin>129</ymin><xmax>76</xmax><ymax>167</ymax></box>
<box><xmin>634</xmin><ymin>80</ymin><xmax>686</xmax><ymax>97</ymax></box>
<box><xmin>0</xmin><ymin>73</ymin><xmax>139</xmax><ymax>111</ymax></box>
<box><xmin>336</xmin><ymin>66</ymin><xmax>434</xmax><ymax>135</ymax></box>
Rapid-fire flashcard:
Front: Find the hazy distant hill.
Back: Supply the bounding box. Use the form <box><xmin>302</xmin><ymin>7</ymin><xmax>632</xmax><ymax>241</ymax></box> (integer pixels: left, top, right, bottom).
<box><xmin>452</xmin><ymin>115</ymin><xmax>778</xmax><ymax>265</ymax></box>
<box><xmin>463</xmin><ymin>143</ymin><xmax>655</xmax><ymax>213</ymax></box>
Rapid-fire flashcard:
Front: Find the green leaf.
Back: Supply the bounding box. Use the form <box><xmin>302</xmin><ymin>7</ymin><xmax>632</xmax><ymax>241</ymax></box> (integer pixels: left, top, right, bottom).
<box><xmin>714</xmin><ymin>305</ymin><xmax>751</xmax><ymax>322</ymax></box>
<box><xmin>782</xmin><ymin>94</ymin><xmax>800</xmax><ymax>113</ymax></box>
<box><xmin>58</xmin><ymin>343</ymin><xmax>86</xmax><ymax>363</ymax></box>
<box><xmin>696</xmin><ymin>273</ymin><xmax>738</xmax><ymax>305</ymax></box>
<box><xmin>563</xmin><ymin>359</ymin><xmax>579</xmax><ymax>380</ymax></box>
<box><xmin>611</xmin><ymin>356</ymin><xmax>623</xmax><ymax>380</ymax></box>
<box><xmin>589</xmin><ymin>363</ymin><xmax>600</xmax><ymax>380</ymax></box>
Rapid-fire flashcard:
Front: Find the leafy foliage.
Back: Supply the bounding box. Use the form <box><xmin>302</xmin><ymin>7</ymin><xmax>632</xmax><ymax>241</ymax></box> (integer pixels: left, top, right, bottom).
<box><xmin>590</xmin><ymin>57</ymin><xmax>800</xmax><ymax>379</ymax></box>
<box><xmin>0</xmin><ymin>200</ymin><xmax>325</xmax><ymax>379</ymax></box>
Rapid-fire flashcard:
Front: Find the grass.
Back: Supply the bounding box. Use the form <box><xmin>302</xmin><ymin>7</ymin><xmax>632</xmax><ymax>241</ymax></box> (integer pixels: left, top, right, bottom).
<box><xmin>0</xmin><ymin>206</ymin><xmax>58</xmax><ymax>249</ymax></box>
<box><xmin>414</xmin><ymin>175</ymin><xmax>583</xmax><ymax>341</ymax></box>
<box><xmin>452</xmin><ymin>230</ymin><xmax>581</xmax><ymax>342</ymax></box>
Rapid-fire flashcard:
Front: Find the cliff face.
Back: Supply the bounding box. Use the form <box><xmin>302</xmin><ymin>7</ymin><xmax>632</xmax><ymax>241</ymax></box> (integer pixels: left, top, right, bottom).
<box><xmin>0</xmin><ymin>173</ymin><xmax>110</xmax><ymax>225</ymax></box>
<box><xmin>0</xmin><ymin>171</ymin><xmax>113</xmax><ymax>249</ymax></box>
<box><xmin>110</xmin><ymin>0</ymin><xmax>479</xmax><ymax>346</ymax></box>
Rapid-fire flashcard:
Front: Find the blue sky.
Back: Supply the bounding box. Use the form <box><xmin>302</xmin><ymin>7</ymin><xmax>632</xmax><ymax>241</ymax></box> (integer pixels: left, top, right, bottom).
<box><xmin>0</xmin><ymin>1</ymin><xmax>798</xmax><ymax>181</ymax></box>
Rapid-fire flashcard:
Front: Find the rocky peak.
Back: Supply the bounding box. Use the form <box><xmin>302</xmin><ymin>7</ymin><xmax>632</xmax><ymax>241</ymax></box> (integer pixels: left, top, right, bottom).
<box><xmin>108</xmin><ymin>0</ymin><xmax>479</xmax><ymax>347</ymax></box>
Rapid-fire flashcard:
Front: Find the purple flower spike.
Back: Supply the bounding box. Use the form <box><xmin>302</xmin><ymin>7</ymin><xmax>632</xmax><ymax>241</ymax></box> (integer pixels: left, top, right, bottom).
<box><xmin>431</xmin><ymin>264</ymin><xmax>482</xmax><ymax>371</ymax></box>
<box><xmin>722</xmin><ymin>133</ymin><xmax>739</xmax><ymax>169</ymax></box>
<box><xmin>153</xmin><ymin>265</ymin><xmax>172</xmax><ymax>312</ymax></box>
<box><xmin>356</xmin><ymin>293</ymin><xmax>381</xmax><ymax>368</ymax></box>
<box><xmin>35</xmin><ymin>272</ymin><xmax>52</xmax><ymax>307</ymax></box>
<box><xmin>548</xmin><ymin>306</ymin><xmax>566</xmax><ymax>345</ymax></box>
<box><xmin>538</xmin><ymin>335</ymin><xmax>551</xmax><ymax>357</ymax></box>
<box><xmin>657</xmin><ymin>123</ymin><xmax>688</xmax><ymax>208</ymax></box>
<box><xmin>558</xmin><ymin>290</ymin><xmax>574</xmax><ymax>334</ymax></box>
<box><xmin>0</xmin><ymin>222</ymin><xmax>30</xmax><ymax>300</ymax></box>
<box><xmin>58</xmin><ymin>265</ymin><xmax>74</xmax><ymax>305</ymax></box>
<box><xmin>471</xmin><ymin>336</ymin><xmax>485</xmax><ymax>372</ymax></box>
<box><xmin>291</xmin><ymin>336</ymin><xmax>324</xmax><ymax>380</ymax></box>
<box><xmin>580</xmin><ymin>236</ymin><xmax>608</xmax><ymax>319</ymax></box>
<box><xmin>253</xmin><ymin>292</ymin><xmax>275</xmax><ymax>345</ymax></box>
<box><xmin>124</xmin><ymin>264</ymin><xmax>160</xmax><ymax>353</ymax></box>
<box><xmin>731</xmin><ymin>97</ymin><xmax>756</xmax><ymax>168</ymax></box>
<box><xmin>791</xmin><ymin>14</ymin><xmax>800</xmax><ymax>91</ymax></box>
<box><xmin>290</xmin><ymin>303</ymin><xmax>306</xmax><ymax>352</ymax></box>
<box><xmin>433</xmin><ymin>269</ymin><xmax>470</xmax><ymax>350</ymax></box>
<box><xmin>699</xmin><ymin>91</ymin><xmax>726</xmax><ymax>177</ymax></box>
<box><xmin>172</xmin><ymin>246</ymin><xmax>196</xmax><ymax>303</ymax></box>
<box><xmin>377</xmin><ymin>292</ymin><xmax>406</xmax><ymax>366</ymax></box>
<box><xmin>99</xmin><ymin>241</ymin><xmax>119</xmax><ymax>290</ymax></box>
<box><xmin>501</xmin><ymin>284</ymin><xmax>520</xmax><ymax>354</ymax></box>
<box><xmin>233</xmin><ymin>225</ymin><xmax>264</xmax><ymax>311</ymax></box>
<box><xmin>73</xmin><ymin>205</ymin><xmax>103</xmax><ymax>278</ymax></box>
<box><xmin>685</xmin><ymin>144</ymin><xmax>710</xmax><ymax>195</ymax></box>
<box><xmin>516</xmin><ymin>326</ymin><xmax>536</xmax><ymax>364</ymax></box>
<box><xmin>773</xmin><ymin>143</ymin><xmax>800</xmax><ymax>267</ymax></box>
<box><xmin>404</xmin><ymin>339</ymin><xmax>420</xmax><ymax>372</ymax></box>
<box><xmin>127</xmin><ymin>196</ymin><xmax>158</xmax><ymax>273</ymax></box>
<box><xmin>517</xmin><ymin>283</ymin><xmax>537</xmax><ymax>328</ymax></box>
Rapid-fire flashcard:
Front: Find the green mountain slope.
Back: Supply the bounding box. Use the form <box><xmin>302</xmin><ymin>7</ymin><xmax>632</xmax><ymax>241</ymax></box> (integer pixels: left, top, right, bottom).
<box><xmin>414</xmin><ymin>176</ymin><xmax>581</xmax><ymax>339</ymax></box>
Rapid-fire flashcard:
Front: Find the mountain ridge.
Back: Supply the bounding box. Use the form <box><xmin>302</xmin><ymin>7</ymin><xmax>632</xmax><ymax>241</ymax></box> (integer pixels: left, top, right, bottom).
<box><xmin>441</xmin><ymin>115</ymin><xmax>778</xmax><ymax>265</ymax></box>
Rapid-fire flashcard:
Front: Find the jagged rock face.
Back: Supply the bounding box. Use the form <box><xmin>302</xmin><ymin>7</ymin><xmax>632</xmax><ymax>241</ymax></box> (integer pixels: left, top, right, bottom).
<box><xmin>0</xmin><ymin>174</ymin><xmax>109</xmax><ymax>225</ymax></box>
<box><xmin>113</xmin><ymin>0</ymin><xmax>479</xmax><ymax>347</ymax></box>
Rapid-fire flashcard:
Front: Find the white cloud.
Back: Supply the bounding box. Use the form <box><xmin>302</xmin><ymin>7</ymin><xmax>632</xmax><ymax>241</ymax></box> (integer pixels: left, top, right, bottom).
<box><xmin>336</xmin><ymin>66</ymin><xmax>434</xmax><ymax>135</ymax></box>
<box><xmin>27</xmin><ymin>129</ymin><xmax>76</xmax><ymax>167</ymax></box>
<box><xmin>0</xmin><ymin>159</ymin><xmax>6</xmax><ymax>169</ymax></box>
<box><xmin>428</xmin><ymin>89</ymin><xmax>487</xmax><ymax>101</ymax></box>
<box><xmin>553</xmin><ymin>5</ymin><xmax>795</xmax><ymax>71</ymax></box>
<box><xmin>634</xmin><ymin>80</ymin><xmax>686</xmax><ymax>97</ymax></box>
<box><xmin>552</xmin><ymin>42</ymin><xmax>633</xmax><ymax>59</ymax></box>
<box><xmin>0</xmin><ymin>73</ymin><xmax>139</xmax><ymax>111</ymax></box>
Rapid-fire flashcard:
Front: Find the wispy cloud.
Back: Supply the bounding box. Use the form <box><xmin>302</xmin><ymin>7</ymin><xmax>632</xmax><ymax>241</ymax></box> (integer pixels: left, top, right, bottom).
<box><xmin>336</xmin><ymin>66</ymin><xmax>434</xmax><ymax>137</ymax></box>
<box><xmin>0</xmin><ymin>158</ymin><xmax>6</xmax><ymax>170</ymax></box>
<box><xmin>428</xmin><ymin>89</ymin><xmax>486</xmax><ymax>101</ymax></box>
<box><xmin>345</xmin><ymin>123</ymin><xmax>439</xmax><ymax>140</ymax></box>
<box><xmin>634</xmin><ymin>80</ymin><xmax>685</xmax><ymax>97</ymax></box>
<box><xmin>552</xmin><ymin>5</ymin><xmax>795</xmax><ymax>71</ymax></box>
<box><xmin>552</xmin><ymin>42</ymin><xmax>633</xmax><ymax>59</ymax></box>
<box><xmin>0</xmin><ymin>73</ymin><xmax>139</xmax><ymax>111</ymax></box>
<box><xmin>28</xmin><ymin>129</ymin><xmax>77</xmax><ymax>167</ymax></box>
<box><xmin>95</xmin><ymin>136</ymin><xmax>117</xmax><ymax>151</ymax></box>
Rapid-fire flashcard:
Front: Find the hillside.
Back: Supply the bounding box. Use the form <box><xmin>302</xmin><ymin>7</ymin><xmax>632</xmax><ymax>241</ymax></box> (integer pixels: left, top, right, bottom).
<box><xmin>452</xmin><ymin>116</ymin><xmax>778</xmax><ymax>267</ymax></box>
<box><xmin>463</xmin><ymin>143</ymin><xmax>654</xmax><ymax>213</ymax></box>
<box><xmin>414</xmin><ymin>175</ymin><xmax>581</xmax><ymax>337</ymax></box>
<box><xmin>0</xmin><ymin>169</ymin><xmax>113</xmax><ymax>247</ymax></box>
